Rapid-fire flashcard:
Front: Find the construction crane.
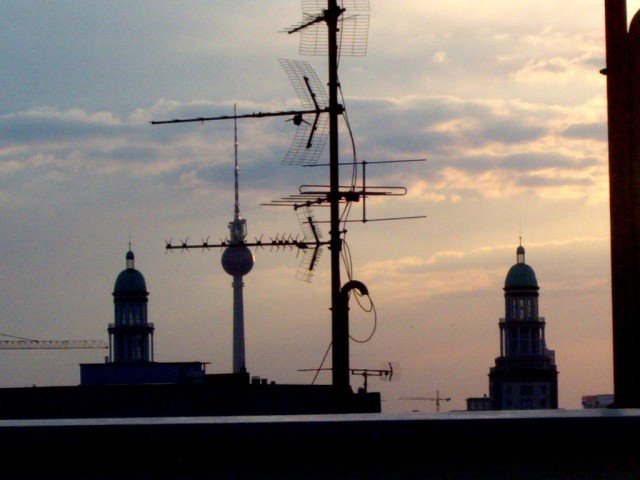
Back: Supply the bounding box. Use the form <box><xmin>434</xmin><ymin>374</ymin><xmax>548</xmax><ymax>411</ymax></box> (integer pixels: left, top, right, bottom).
<box><xmin>401</xmin><ymin>390</ymin><xmax>452</xmax><ymax>413</ymax></box>
<box><xmin>0</xmin><ymin>333</ymin><xmax>107</xmax><ymax>350</ymax></box>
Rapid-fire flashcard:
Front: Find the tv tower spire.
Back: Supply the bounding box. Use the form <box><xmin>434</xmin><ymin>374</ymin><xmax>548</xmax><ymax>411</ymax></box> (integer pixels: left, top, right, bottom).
<box><xmin>233</xmin><ymin>104</ymin><xmax>240</xmax><ymax>223</ymax></box>
<box><xmin>221</xmin><ymin>105</ymin><xmax>254</xmax><ymax>374</ymax></box>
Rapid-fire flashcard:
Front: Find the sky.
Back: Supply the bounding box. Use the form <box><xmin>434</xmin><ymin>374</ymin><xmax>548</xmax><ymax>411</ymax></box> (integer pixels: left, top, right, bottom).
<box><xmin>2</xmin><ymin>0</ymin><xmax>639</xmax><ymax>413</ymax></box>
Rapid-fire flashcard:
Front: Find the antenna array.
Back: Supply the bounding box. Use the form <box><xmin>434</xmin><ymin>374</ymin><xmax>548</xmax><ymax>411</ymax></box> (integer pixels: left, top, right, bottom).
<box><xmin>294</xmin><ymin>0</ymin><xmax>370</xmax><ymax>57</ymax></box>
<box><xmin>152</xmin><ymin>0</ymin><xmax>423</xmax><ymax>390</ymax></box>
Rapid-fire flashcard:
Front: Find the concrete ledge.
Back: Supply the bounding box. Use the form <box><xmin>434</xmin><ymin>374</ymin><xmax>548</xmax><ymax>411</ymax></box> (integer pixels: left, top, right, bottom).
<box><xmin>1</xmin><ymin>409</ymin><xmax>639</xmax><ymax>478</ymax></box>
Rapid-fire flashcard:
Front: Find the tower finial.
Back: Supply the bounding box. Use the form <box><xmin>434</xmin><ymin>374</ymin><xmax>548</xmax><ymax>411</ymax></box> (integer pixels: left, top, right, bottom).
<box><xmin>519</xmin><ymin>220</ymin><xmax>522</xmax><ymax>246</ymax></box>
<box><xmin>516</xmin><ymin>242</ymin><xmax>525</xmax><ymax>264</ymax></box>
<box><xmin>517</xmin><ymin>222</ymin><xmax>525</xmax><ymax>263</ymax></box>
<box><xmin>127</xmin><ymin>228</ymin><xmax>134</xmax><ymax>268</ymax></box>
<box><xmin>125</xmin><ymin>248</ymin><xmax>135</xmax><ymax>269</ymax></box>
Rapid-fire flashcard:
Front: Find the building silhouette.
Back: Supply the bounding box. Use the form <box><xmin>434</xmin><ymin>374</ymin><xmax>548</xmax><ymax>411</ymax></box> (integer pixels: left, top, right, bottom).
<box><xmin>108</xmin><ymin>247</ymin><xmax>154</xmax><ymax>362</ymax></box>
<box><xmin>0</xmin><ymin>246</ymin><xmax>380</xmax><ymax>418</ymax></box>
<box><xmin>582</xmin><ymin>394</ymin><xmax>614</xmax><ymax>409</ymax></box>
<box><xmin>466</xmin><ymin>394</ymin><xmax>490</xmax><ymax>411</ymax></box>
<box><xmin>81</xmin><ymin>247</ymin><xmax>205</xmax><ymax>386</ymax></box>
<box><xmin>488</xmin><ymin>243</ymin><xmax>558</xmax><ymax>410</ymax></box>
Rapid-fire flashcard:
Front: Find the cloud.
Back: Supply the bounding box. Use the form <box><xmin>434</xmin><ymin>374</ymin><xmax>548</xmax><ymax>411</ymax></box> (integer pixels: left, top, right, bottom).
<box><xmin>512</xmin><ymin>29</ymin><xmax>604</xmax><ymax>82</ymax></box>
<box><xmin>562</xmin><ymin>122</ymin><xmax>607</xmax><ymax>141</ymax></box>
<box><xmin>2</xmin><ymin>90</ymin><xmax>609</xmax><ymax>211</ymax></box>
<box><xmin>346</xmin><ymin>95</ymin><xmax>608</xmax><ymax>203</ymax></box>
<box><xmin>2</xmin><ymin>108</ymin><xmax>126</xmax><ymax>145</ymax></box>
<box><xmin>0</xmin><ymin>104</ymin><xmax>294</xmax><ymax>190</ymax></box>
<box><xmin>432</xmin><ymin>51</ymin><xmax>448</xmax><ymax>64</ymax></box>
<box><xmin>359</xmin><ymin>236</ymin><xmax>609</xmax><ymax>302</ymax></box>
<box><xmin>360</xmin><ymin>256</ymin><xmax>499</xmax><ymax>299</ymax></box>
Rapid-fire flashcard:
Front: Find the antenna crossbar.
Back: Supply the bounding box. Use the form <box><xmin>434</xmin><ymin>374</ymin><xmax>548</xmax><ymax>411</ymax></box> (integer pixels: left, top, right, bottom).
<box><xmin>262</xmin><ymin>184</ymin><xmax>409</xmax><ymax>213</ymax></box>
<box><xmin>303</xmin><ymin>158</ymin><xmax>427</xmax><ymax>167</ymax></box>
<box><xmin>151</xmin><ymin>108</ymin><xmax>327</xmax><ymax>125</ymax></box>
<box><xmin>300</xmin><ymin>185</ymin><xmax>408</xmax><ymax>197</ymax></box>
<box><xmin>285</xmin><ymin>13</ymin><xmax>331</xmax><ymax>35</ymax></box>
<box><xmin>166</xmin><ymin>239</ymin><xmax>329</xmax><ymax>251</ymax></box>
<box><xmin>312</xmin><ymin>215</ymin><xmax>428</xmax><ymax>224</ymax></box>
<box><xmin>0</xmin><ymin>340</ymin><xmax>108</xmax><ymax>350</ymax></box>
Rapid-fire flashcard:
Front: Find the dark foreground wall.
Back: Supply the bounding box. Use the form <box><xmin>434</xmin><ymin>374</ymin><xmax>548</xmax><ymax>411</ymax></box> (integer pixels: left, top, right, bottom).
<box><xmin>1</xmin><ymin>409</ymin><xmax>639</xmax><ymax>479</ymax></box>
<box><xmin>0</xmin><ymin>383</ymin><xmax>380</xmax><ymax>418</ymax></box>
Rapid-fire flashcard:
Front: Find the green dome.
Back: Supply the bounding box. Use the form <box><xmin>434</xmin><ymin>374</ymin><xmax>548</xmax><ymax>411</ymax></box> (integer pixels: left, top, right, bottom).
<box><xmin>113</xmin><ymin>268</ymin><xmax>147</xmax><ymax>294</ymax></box>
<box><xmin>504</xmin><ymin>263</ymin><xmax>538</xmax><ymax>289</ymax></box>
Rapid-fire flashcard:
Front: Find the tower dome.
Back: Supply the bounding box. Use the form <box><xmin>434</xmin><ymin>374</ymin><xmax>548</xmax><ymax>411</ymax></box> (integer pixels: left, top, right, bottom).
<box><xmin>113</xmin><ymin>249</ymin><xmax>148</xmax><ymax>295</ymax></box>
<box><xmin>504</xmin><ymin>245</ymin><xmax>538</xmax><ymax>290</ymax></box>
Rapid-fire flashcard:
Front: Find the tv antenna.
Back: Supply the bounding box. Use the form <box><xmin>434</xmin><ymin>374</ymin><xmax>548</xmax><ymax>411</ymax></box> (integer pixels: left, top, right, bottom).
<box><xmin>299</xmin><ymin>362</ymin><xmax>393</xmax><ymax>393</ymax></box>
<box><xmin>0</xmin><ymin>332</ymin><xmax>107</xmax><ymax>350</ymax></box>
<box><xmin>152</xmin><ymin>0</ymin><xmax>424</xmax><ymax>392</ymax></box>
<box><xmin>163</xmin><ymin>103</ymin><xmax>330</xmax><ymax>281</ymax></box>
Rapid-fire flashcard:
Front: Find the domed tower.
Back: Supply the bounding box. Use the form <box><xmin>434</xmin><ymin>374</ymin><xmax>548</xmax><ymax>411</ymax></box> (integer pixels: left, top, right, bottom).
<box><xmin>108</xmin><ymin>247</ymin><xmax>154</xmax><ymax>363</ymax></box>
<box><xmin>220</xmin><ymin>112</ymin><xmax>254</xmax><ymax>374</ymax></box>
<box><xmin>488</xmin><ymin>243</ymin><xmax>558</xmax><ymax>410</ymax></box>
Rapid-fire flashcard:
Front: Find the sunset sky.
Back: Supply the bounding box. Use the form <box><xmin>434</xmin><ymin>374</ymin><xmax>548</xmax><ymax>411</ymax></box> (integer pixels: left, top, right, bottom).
<box><xmin>3</xmin><ymin>1</ymin><xmax>639</xmax><ymax>412</ymax></box>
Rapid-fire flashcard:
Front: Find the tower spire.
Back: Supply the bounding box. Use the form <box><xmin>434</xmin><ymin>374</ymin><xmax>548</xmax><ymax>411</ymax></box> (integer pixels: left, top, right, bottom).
<box><xmin>234</xmin><ymin>103</ymin><xmax>240</xmax><ymax>222</ymax></box>
<box><xmin>228</xmin><ymin>104</ymin><xmax>247</xmax><ymax>243</ymax></box>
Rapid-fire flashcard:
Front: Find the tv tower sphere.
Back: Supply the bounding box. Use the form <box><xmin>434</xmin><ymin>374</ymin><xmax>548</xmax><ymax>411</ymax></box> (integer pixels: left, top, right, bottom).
<box><xmin>221</xmin><ymin>243</ymin><xmax>254</xmax><ymax>276</ymax></box>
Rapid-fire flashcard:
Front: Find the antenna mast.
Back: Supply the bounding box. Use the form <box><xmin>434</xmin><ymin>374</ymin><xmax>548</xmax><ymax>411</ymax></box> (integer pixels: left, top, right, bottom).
<box><xmin>326</xmin><ymin>0</ymin><xmax>348</xmax><ymax>392</ymax></box>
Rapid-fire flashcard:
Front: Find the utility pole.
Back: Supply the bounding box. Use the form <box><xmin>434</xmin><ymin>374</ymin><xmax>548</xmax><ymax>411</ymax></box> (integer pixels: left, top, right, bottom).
<box><xmin>326</xmin><ymin>0</ymin><xmax>348</xmax><ymax>393</ymax></box>
<box><xmin>603</xmin><ymin>0</ymin><xmax>640</xmax><ymax>407</ymax></box>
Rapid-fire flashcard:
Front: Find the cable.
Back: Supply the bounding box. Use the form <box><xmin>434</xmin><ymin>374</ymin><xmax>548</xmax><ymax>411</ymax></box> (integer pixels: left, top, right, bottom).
<box><xmin>341</xmin><ymin>238</ymin><xmax>354</xmax><ymax>280</ymax></box>
<box><xmin>337</xmin><ymin>81</ymin><xmax>362</xmax><ymax>238</ymax></box>
<box><xmin>339</xmin><ymin>202</ymin><xmax>354</xmax><ymax>282</ymax></box>
<box><xmin>340</xmin><ymin>197</ymin><xmax>353</xmax><ymax>224</ymax></box>
<box><xmin>337</xmin><ymin>10</ymin><xmax>344</xmax><ymax>69</ymax></box>
<box><xmin>311</xmin><ymin>341</ymin><xmax>332</xmax><ymax>385</ymax></box>
<box><xmin>338</xmin><ymin>82</ymin><xmax>358</xmax><ymax>188</ymax></box>
<box><xmin>349</xmin><ymin>294</ymin><xmax>377</xmax><ymax>344</ymax></box>
<box><xmin>353</xmin><ymin>288</ymin><xmax>373</xmax><ymax>312</ymax></box>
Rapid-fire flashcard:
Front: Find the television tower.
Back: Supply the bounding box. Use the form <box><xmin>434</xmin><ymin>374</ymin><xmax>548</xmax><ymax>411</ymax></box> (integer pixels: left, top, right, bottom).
<box><xmin>220</xmin><ymin>107</ymin><xmax>254</xmax><ymax>374</ymax></box>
